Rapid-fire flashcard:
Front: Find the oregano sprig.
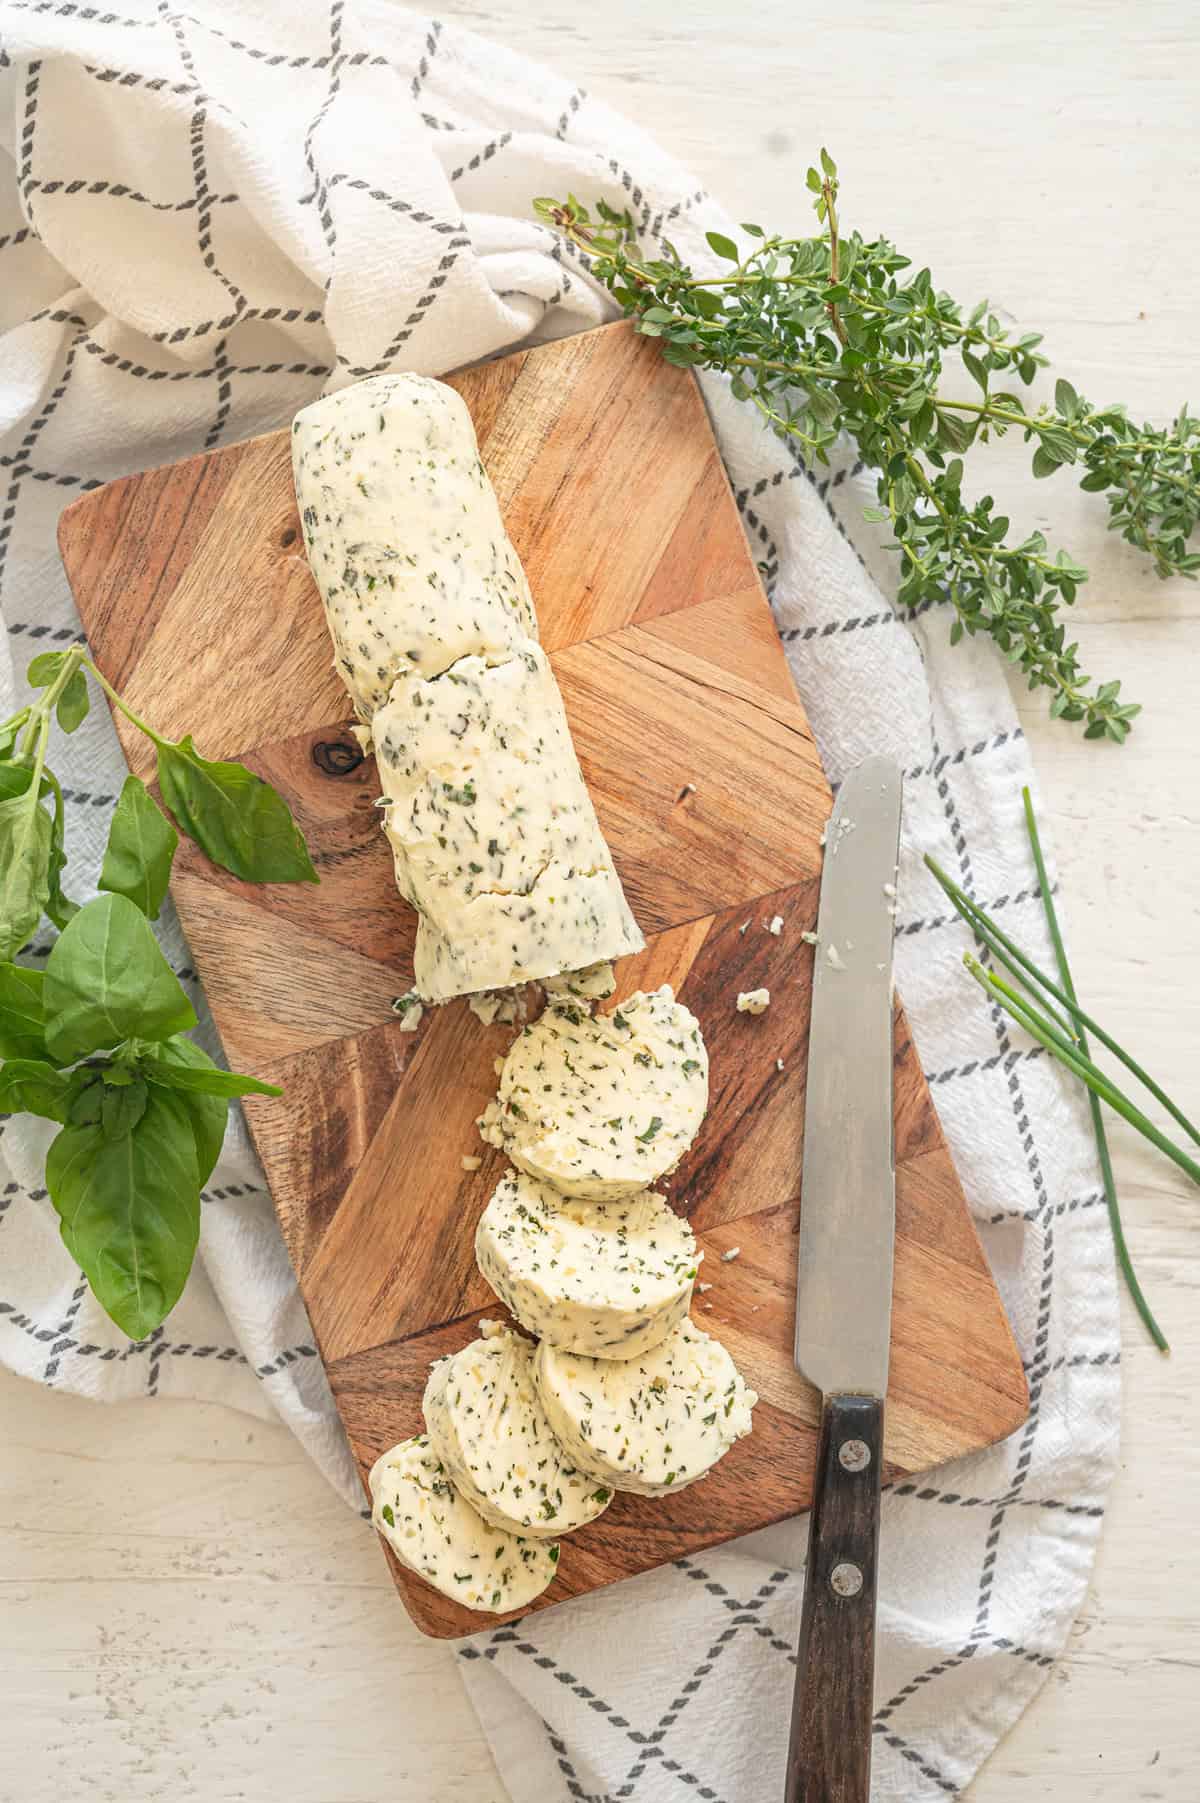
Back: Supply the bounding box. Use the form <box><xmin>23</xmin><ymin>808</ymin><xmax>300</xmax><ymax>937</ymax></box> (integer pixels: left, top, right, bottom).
<box><xmin>536</xmin><ymin>153</ymin><xmax>1200</xmax><ymax>740</ymax></box>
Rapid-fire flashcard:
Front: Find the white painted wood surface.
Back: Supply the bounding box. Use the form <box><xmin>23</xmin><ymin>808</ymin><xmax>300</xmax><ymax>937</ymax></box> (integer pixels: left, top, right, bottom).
<box><xmin>2</xmin><ymin>2</ymin><xmax>1198</xmax><ymax>1797</ymax></box>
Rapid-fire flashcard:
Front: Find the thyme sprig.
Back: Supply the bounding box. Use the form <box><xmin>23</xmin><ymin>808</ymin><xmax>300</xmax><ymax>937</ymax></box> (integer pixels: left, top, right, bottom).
<box><xmin>536</xmin><ymin>152</ymin><xmax>1200</xmax><ymax>740</ymax></box>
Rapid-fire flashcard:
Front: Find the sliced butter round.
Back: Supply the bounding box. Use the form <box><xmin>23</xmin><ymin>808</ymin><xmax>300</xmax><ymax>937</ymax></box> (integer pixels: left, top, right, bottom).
<box><xmin>475</xmin><ymin>1169</ymin><xmax>700</xmax><ymax>1359</ymax></box>
<box><xmin>533</xmin><ymin>1318</ymin><xmax>756</xmax><ymax>1497</ymax></box>
<box><xmin>423</xmin><ymin>1325</ymin><xmax>613</xmax><ymax>1538</ymax></box>
<box><xmin>367</xmin><ymin>1434</ymin><xmax>559</xmax><ymax>1614</ymax></box>
<box><xmin>480</xmin><ymin>987</ymin><xmax>709</xmax><ymax>1200</ymax></box>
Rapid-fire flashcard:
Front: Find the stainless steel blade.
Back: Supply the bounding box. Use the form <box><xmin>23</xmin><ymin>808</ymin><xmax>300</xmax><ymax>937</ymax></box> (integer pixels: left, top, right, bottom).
<box><xmin>794</xmin><ymin>755</ymin><xmax>903</xmax><ymax>1398</ymax></box>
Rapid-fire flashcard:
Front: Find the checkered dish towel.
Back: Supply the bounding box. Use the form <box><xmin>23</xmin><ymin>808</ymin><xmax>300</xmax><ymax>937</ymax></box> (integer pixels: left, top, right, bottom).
<box><xmin>0</xmin><ymin>5</ymin><xmax>1119</xmax><ymax>1798</ymax></box>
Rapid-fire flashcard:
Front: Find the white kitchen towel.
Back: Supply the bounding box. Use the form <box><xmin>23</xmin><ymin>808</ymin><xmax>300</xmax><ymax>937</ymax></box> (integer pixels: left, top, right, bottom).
<box><xmin>0</xmin><ymin>5</ymin><xmax>1120</xmax><ymax>1799</ymax></box>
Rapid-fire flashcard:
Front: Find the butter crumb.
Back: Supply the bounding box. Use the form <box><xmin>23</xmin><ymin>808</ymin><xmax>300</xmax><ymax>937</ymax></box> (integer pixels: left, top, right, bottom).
<box><xmin>392</xmin><ymin>989</ymin><xmax>424</xmax><ymax>1032</ymax></box>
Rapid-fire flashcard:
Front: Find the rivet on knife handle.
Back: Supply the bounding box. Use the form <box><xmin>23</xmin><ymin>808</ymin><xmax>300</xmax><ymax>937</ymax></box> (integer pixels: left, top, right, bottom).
<box><xmin>784</xmin><ymin>1393</ymin><xmax>883</xmax><ymax>1803</ymax></box>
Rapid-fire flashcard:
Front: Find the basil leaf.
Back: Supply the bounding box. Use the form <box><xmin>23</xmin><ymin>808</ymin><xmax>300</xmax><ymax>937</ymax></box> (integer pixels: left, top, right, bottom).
<box><xmin>0</xmin><ymin>763</ymin><xmax>35</xmax><ymax>802</ymax></box>
<box><xmin>67</xmin><ymin>1069</ymin><xmax>105</xmax><ymax>1126</ymax></box>
<box><xmin>0</xmin><ymin>790</ymin><xmax>52</xmax><ymax>961</ymax></box>
<box><xmin>0</xmin><ymin>963</ymin><xmax>49</xmax><ymax>1060</ymax></box>
<box><xmin>44</xmin><ymin>893</ymin><xmax>196</xmax><ymax>1063</ymax></box>
<box><xmin>156</xmin><ymin>736</ymin><xmax>318</xmax><ymax>885</ymax></box>
<box><xmin>45</xmin><ymin>849</ymin><xmax>79</xmax><ymax>931</ymax></box>
<box><xmin>46</xmin><ymin>1087</ymin><xmax>201</xmax><ymax>1341</ymax></box>
<box><xmin>0</xmin><ymin>1057</ymin><xmax>71</xmax><ymax>1122</ymax></box>
<box><xmin>143</xmin><ymin>1060</ymin><xmax>281</xmax><ymax>1100</ymax></box>
<box><xmin>99</xmin><ymin>775</ymin><xmax>179</xmax><ymax>920</ymax></box>
<box><xmin>27</xmin><ymin>651</ymin><xmax>69</xmax><ymax>688</ymax></box>
<box><xmin>145</xmin><ymin>1037</ymin><xmax>228</xmax><ymax>1185</ymax></box>
<box><xmin>43</xmin><ymin>769</ymin><xmax>78</xmax><ymax>931</ymax></box>
<box><xmin>56</xmin><ymin>668</ymin><xmax>90</xmax><ymax>734</ymax></box>
<box><xmin>101</xmin><ymin>1075</ymin><xmax>148</xmax><ymax>1140</ymax></box>
<box><xmin>0</xmin><ymin>719</ymin><xmax>24</xmax><ymax>760</ymax></box>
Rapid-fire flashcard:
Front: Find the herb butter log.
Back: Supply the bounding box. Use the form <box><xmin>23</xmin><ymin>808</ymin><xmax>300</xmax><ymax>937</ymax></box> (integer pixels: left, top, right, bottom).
<box><xmin>292</xmin><ymin>374</ymin><xmax>644</xmax><ymax>1001</ymax></box>
<box><xmin>479</xmin><ymin>987</ymin><xmax>709</xmax><ymax>1200</ymax></box>
<box><xmin>475</xmin><ymin>1169</ymin><xmax>701</xmax><ymax>1358</ymax></box>
<box><xmin>423</xmin><ymin>1324</ymin><xmax>613</xmax><ymax>1538</ymax></box>
<box><xmin>368</xmin><ymin>1435</ymin><xmax>559</xmax><ymax>1614</ymax></box>
<box><xmin>533</xmin><ymin>1318</ymin><xmax>756</xmax><ymax>1497</ymax></box>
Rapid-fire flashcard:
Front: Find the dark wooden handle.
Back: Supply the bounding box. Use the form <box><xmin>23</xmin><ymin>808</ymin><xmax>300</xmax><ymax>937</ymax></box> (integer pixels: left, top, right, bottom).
<box><xmin>784</xmin><ymin>1393</ymin><xmax>883</xmax><ymax>1803</ymax></box>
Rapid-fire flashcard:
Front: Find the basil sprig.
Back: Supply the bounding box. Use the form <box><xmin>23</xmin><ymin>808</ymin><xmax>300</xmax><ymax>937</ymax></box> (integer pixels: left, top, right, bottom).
<box><xmin>0</xmin><ymin>646</ymin><xmax>309</xmax><ymax>1340</ymax></box>
<box><xmin>0</xmin><ymin>895</ymin><xmax>281</xmax><ymax>1341</ymax></box>
<box><xmin>0</xmin><ymin>648</ymin><xmax>317</xmax><ymax>940</ymax></box>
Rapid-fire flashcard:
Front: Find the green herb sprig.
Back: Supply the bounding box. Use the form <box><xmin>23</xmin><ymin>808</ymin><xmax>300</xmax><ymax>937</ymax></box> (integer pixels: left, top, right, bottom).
<box><xmin>0</xmin><ymin>646</ymin><xmax>316</xmax><ymax>1340</ymax></box>
<box><xmin>536</xmin><ymin>154</ymin><xmax>1200</xmax><ymax>740</ymax></box>
<box><xmin>926</xmin><ymin>791</ymin><xmax>1195</xmax><ymax>1349</ymax></box>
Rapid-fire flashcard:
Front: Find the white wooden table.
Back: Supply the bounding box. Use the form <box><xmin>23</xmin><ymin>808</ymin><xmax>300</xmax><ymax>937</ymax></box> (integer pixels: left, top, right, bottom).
<box><xmin>3</xmin><ymin>2</ymin><xmax>1198</xmax><ymax>1797</ymax></box>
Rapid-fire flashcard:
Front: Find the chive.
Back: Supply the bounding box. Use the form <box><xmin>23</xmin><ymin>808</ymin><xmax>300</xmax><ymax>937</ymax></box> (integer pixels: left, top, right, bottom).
<box><xmin>963</xmin><ymin>955</ymin><xmax>1200</xmax><ymax>1193</ymax></box>
<box><xmin>925</xmin><ymin>852</ymin><xmax>1200</xmax><ymax>1149</ymax></box>
<box><xmin>929</xmin><ymin>808</ymin><xmax>1194</xmax><ymax>1350</ymax></box>
<box><xmin>1021</xmin><ymin>787</ymin><xmax>1168</xmax><ymax>1351</ymax></box>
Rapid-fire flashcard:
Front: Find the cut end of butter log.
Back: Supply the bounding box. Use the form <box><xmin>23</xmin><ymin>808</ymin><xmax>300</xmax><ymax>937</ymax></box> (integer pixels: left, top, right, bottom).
<box><xmin>480</xmin><ymin>987</ymin><xmax>709</xmax><ymax>1201</ymax></box>
<box><xmin>475</xmin><ymin>1169</ymin><xmax>700</xmax><ymax>1359</ymax></box>
<box><xmin>533</xmin><ymin>1318</ymin><xmax>757</xmax><ymax>1497</ymax></box>
<box><xmin>368</xmin><ymin>1434</ymin><xmax>560</xmax><ymax>1614</ymax></box>
<box><xmin>423</xmin><ymin>1325</ymin><xmax>613</xmax><ymax>1538</ymax></box>
<box><xmin>374</xmin><ymin>645</ymin><xmax>642</xmax><ymax>1001</ymax></box>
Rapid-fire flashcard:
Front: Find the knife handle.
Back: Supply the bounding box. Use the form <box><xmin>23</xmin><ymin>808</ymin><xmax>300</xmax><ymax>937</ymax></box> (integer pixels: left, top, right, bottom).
<box><xmin>784</xmin><ymin>1393</ymin><xmax>883</xmax><ymax>1803</ymax></box>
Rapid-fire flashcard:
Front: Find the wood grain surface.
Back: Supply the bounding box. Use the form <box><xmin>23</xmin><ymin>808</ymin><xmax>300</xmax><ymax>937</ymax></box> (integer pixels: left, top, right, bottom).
<box><xmin>57</xmin><ymin>319</ymin><xmax>1027</xmax><ymax>1638</ymax></box>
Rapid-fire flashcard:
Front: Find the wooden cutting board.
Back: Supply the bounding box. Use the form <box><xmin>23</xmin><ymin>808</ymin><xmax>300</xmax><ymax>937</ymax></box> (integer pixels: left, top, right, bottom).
<box><xmin>58</xmin><ymin>321</ymin><xmax>1027</xmax><ymax>1639</ymax></box>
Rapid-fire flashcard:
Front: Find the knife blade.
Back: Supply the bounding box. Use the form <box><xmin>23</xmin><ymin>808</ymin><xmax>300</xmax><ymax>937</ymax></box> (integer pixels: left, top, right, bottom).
<box><xmin>794</xmin><ymin>753</ymin><xmax>902</xmax><ymax>1398</ymax></box>
<box><xmin>784</xmin><ymin>754</ymin><xmax>903</xmax><ymax>1803</ymax></box>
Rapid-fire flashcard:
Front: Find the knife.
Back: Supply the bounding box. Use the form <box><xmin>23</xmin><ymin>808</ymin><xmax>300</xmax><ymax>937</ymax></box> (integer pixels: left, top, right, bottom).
<box><xmin>784</xmin><ymin>754</ymin><xmax>903</xmax><ymax>1803</ymax></box>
